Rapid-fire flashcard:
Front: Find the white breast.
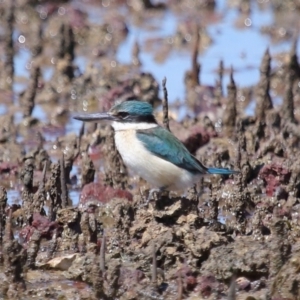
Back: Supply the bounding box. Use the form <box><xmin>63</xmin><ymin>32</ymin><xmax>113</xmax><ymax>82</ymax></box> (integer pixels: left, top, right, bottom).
<box><xmin>112</xmin><ymin>122</ymin><xmax>200</xmax><ymax>190</ymax></box>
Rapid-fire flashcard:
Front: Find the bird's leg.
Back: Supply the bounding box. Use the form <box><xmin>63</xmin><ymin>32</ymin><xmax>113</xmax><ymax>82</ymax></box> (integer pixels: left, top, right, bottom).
<box><xmin>139</xmin><ymin>187</ymin><xmax>166</xmax><ymax>208</ymax></box>
<box><xmin>148</xmin><ymin>188</ymin><xmax>161</xmax><ymax>202</ymax></box>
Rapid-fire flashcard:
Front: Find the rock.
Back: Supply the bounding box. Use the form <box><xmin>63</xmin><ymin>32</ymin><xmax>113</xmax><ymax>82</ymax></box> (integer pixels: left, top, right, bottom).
<box><xmin>201</xmin><ymin>236</ymin><xmax>270</xmax><ymax>280</ymax></box>
<box><xmin>40</xmin><ymin>253</ymin><xmax>78</xmax><ymax>270</ymax></box>
<box><xmin>183</xmin><ymin>227</ymin><xmax>228</xmax><ymax>259</ymax></box>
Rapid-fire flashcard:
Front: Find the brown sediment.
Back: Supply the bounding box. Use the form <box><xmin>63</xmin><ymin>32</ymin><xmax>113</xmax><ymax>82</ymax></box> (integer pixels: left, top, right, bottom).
<box><xmin>25</xmin><ymin>228</ymin><xmax>41</xmax><ymax>269</ymax></box>
<box><xmin>214</xmin><ymin>59</ymin><xmax>224</xmax><ymax>103</ymax></box>
<box><xmin>21</xmin><ymin>156</ymin><xmax>35</xmax><ymax>224</ymax></box>
<box><xmin>223</xmin><ymin>67</ymin><xmax>237</xmax><ymax>134</ymax></box>
<box><xmin>21</xmin><ymin>65</ymin><xmax>40</xmax><ymax>118</ymax></box>
<box><xmin>162</xmin><ymin>77</ymin><xmax>170</xmax><ymax>132</ymax></box>
<box><xmin>46</xmin><ymin>228</ymin><xmax>58</xmax><ymax>260</ymax></box>
<box><xmin>151</xmin><ymin>242</ymin><xmax>157</xmax><ymax>286</ymax></box>
<box><xmin>48</xmin><ymin>162</ymin><xmax>62</xmax><ymax>221</ymax></box>
<box><xmin>3</xmin><ymin>210</ymin><xmax>27</xmax><ymax>297</ymax></box>
<box><xmin>282</xmin><ymin>69</ymin><xmax>295</xmax><ymax>124</ymax></box>
<box><xmin>3</xmin><ymin>1</ymin><xmax>14</xmax><ymax>90</ymax></box>
<box><xmin>132</xmin><ymin>39</ymin><xmax>141</xmax><ymax>67</ymax></box>
<box><xmin>60</xmin><ymin>153</ymin><xmax>68</xmax><ymax>208</ymax></box>
<box><xmin>99</xmin><ymin>233</ymin><xmax>106</xmax><ymax>273</ymax></box>
<box><xmin>32</xmin><ymin>161</ymin><xmax>47</xmax><ymax>215</ymax></box>
<box><xmin>91</xmin><ymin>251</ymin><xmax>105</xmax><ymax>299</ymax></box>
<box><xmin>0</xmin><ymin>187</ymin><xmax>7</xmax><ymax>243</ymax></box>
<box><xmin>103</xmin><ymin>127</ymin><xmax>128</xmax><ymax>189</ymax></box>
<box><xmin>80</xmin><ymin>151</ymin><xmax>95</xmax><ymax>187</ymax></box>
<box><xmin>186</xmin><ymin>24</ymin><xmax>200</xmax><ymax>89</ymax></box>
<box><xmin>255</xmin><ymin>48</ymin><xmax>273</xmax><ymax>123</ymax></box>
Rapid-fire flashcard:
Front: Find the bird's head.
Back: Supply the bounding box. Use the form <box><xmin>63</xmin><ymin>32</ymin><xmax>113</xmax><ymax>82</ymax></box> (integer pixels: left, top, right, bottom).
<box><xmin>73</xmin><ymin>100</ymin><xmax>157</xmax><ymax>124</ymax></box>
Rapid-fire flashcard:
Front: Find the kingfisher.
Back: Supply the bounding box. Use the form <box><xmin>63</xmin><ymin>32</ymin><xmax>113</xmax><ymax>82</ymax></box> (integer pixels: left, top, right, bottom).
<box><xmin>74</xmin><ymin>100</ymin><xmax>237</xmax><ymax>192</ymax></box>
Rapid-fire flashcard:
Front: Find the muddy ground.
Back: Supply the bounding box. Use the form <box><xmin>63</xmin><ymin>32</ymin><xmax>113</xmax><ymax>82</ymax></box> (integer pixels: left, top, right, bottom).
<box><xmin>1</xmin><ymin>0</ymin><xmax>300</xmax><ymax>299</ymax></box>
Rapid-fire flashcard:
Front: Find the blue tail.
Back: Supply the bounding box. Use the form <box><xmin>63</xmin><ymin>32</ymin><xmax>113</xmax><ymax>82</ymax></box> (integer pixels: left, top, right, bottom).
<box><xmin>207</xmin><ymin>167</ymin><xmax>238</xmax><ymax>175</ymax></box>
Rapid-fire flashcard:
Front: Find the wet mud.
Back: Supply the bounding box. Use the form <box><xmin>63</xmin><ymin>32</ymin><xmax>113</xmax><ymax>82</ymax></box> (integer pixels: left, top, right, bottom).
<box><xmin>1</xmin><ymin>0</ymin><xmax>300</xmax><ymax>299</ymax></box>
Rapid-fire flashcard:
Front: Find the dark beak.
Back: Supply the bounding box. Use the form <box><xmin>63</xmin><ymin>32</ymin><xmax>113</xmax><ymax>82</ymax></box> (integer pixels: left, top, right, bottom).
<box><xmin>73</xmin><ymin>112</ymin><xmax>115</xmax><ymax>122</ymax></box>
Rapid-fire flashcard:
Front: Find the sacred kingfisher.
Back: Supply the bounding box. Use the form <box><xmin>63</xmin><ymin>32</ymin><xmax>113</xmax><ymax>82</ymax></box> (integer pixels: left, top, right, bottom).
<box><xmin>74</xmin><ymin>100</ymin><xmax>237</xmax><ymax>191</ymax></box>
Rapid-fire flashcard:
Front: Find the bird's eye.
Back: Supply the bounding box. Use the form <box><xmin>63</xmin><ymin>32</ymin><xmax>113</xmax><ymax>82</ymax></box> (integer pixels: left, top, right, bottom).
<box><xmin>118</xmin><ymin>112</ymin><xmax>129</xmax><ymax>119</ymax></box>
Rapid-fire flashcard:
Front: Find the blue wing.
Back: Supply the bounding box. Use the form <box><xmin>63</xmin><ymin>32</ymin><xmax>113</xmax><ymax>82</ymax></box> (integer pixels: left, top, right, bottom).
<box><xmin>136</xmin><ymin>126</ymin><xmax>208</xmax><ymax>174</ymax></box>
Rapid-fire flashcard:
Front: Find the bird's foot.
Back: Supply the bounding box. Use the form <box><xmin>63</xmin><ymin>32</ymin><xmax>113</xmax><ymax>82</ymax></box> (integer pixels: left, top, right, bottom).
<box><xmin>148</xmin><ymin>188</ymin><xmax>162</xmax><ymax>201</ymax></box>
<box><xmin>139</xmin><ymin>188</ymin><xmax>165</xmax><ymax>208</ymax></box>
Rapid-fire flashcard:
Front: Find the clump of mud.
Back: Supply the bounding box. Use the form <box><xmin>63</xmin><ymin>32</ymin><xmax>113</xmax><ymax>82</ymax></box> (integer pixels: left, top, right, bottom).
<box><xmin>1</xmin><ymin>0</ymin><xmax>300</xmax><ymax>299</ymax></box>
